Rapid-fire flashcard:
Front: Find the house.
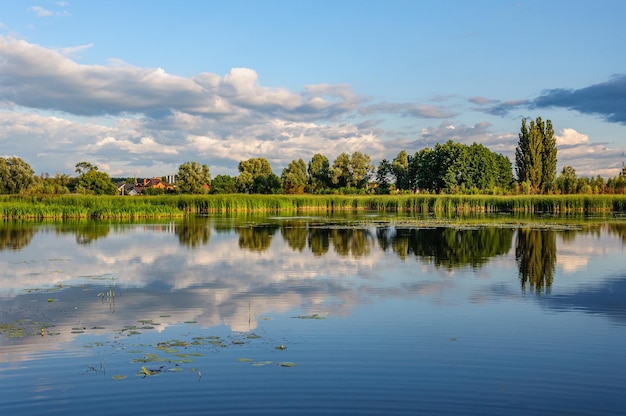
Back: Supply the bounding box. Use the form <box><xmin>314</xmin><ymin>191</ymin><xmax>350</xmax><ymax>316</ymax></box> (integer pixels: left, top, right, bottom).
<box><xmin>133</xmin><ymin>177</ymin><xmax>175</xmax><ymax>194</ymax></box>
<box><xmin>117</xmin><ymin>183</ymin><xmax>139</xmax><ymax>196</ymax></box>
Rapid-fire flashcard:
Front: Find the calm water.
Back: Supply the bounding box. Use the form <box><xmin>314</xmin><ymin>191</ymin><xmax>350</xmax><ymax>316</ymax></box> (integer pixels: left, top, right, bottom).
<box><xmin>1</xmin><ymin>213</ymin><xmax>626</xmax><ymax>415</ymax></box>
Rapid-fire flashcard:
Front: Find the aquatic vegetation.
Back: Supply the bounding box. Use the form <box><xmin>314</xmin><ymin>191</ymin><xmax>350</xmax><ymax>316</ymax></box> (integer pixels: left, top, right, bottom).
<box><xmin>1</xmin><ymin>194</ymin><xmax>626</xmax><ymax>219</ymax></box>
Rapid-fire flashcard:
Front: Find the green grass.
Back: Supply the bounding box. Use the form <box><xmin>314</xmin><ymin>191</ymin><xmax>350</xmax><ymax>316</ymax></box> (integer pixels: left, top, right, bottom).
<box><xmin>1</xmin><ymin>194</ymin><xmax>625</xmax><ymax>219</ymax></box>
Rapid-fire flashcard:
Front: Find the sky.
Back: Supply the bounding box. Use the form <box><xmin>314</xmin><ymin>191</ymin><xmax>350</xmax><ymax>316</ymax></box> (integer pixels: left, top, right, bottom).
<box><xmin>0</xmin><ymin>0</ymin><xmax>625</xmax><ymax>179</ymax></box>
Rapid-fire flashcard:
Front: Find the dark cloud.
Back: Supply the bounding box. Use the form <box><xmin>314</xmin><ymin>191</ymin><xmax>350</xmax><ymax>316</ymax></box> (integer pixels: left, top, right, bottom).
<box><xmin>477</xmin><ymin>99</ymin><xmax>530</xmax><ymax>116</ymax></box>
<box><xmin>532</xmin><ymin>74</ymin><xmax>626</xmax><ymax>124</ymax></box>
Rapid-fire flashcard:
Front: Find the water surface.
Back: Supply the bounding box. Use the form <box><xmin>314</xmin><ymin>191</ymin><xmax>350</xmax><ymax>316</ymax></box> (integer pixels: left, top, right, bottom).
<box><xmin>1</xmin><ymin>214</ymin><xmax>625</xmax><ymax>415</ymax></box>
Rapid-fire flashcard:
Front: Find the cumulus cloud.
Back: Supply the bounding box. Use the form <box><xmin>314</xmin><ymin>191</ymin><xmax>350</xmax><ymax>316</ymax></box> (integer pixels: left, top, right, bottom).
<box><xmin>0</xmin><ymin>36</ymin><xmax>622</xmax><ymax>178</ymax></box>
<box><xmin>555</xmin><ymin>128</ymin><xmax>589</xmax><ymax>146</ymax></box>
<box><xmin>0</xmin><ymin>37</ymin><xmax>364</xmax><ymax>121</ymax></box>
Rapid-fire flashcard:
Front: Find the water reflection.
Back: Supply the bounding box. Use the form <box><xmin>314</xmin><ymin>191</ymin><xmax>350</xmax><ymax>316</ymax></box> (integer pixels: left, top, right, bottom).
<box><xmin>378</xmin><ymin>227</ymin><xmax>513</xmax><ymax>268</ymax></box>
<box><xmin>516</xmin><ymin>228</ymin><xmax>556</xmax><ymax>294</ymax></box>
<box><xmin>175</xmin><ymin>217</ymin><xmax>211</xmax><ymax>248</ymax></box>
<box><xmin>0</xmin><ymin>221</ymin><xmax>35</xmax><ymax>250</ymax></box>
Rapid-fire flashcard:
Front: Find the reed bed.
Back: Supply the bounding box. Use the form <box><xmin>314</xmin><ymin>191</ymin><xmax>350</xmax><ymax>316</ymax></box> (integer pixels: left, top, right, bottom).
<box><xmin>0</xmin><ymin>194</ymin><xmax>625</xmax><ymax>219</ymax></box>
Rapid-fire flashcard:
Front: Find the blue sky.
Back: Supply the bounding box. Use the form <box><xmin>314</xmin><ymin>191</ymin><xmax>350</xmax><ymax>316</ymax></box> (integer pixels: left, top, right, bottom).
<box><xmin>1</xmin><ymin>0</ymin><xmax>625</xmax><ymax>178</ymax></box>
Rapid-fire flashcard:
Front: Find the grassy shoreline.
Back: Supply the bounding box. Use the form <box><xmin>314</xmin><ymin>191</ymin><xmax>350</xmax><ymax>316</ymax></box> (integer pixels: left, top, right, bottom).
<box><xmin>1</xmin><ymin>194</ymin><xmax>626</xmax><ymax>219</ymax></box>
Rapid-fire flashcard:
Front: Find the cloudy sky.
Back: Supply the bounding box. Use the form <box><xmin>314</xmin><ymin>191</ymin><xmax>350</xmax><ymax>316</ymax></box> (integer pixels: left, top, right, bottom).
<box><xmin>1</xmin><ymin>0</ymin><xmax>625</xmax><ymax>178</ymax></box>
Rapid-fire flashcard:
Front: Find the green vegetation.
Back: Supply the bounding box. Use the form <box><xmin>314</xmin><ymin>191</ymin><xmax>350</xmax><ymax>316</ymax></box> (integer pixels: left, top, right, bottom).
<box><xmin>1</xmin><ymin>193</ymin><xmax>626</xmax><ymax>219</ymax></box>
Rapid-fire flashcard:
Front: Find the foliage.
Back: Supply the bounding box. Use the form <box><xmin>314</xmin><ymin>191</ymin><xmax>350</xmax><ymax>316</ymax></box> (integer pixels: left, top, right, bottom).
<box><xmin>0</xmin><ymin>157</ymin><xmax>35</xmax><ymax>194</ymax></box>
<box><xmin>210</xmin><ymin>174</ymin><xmax>238</xmax><ymax>194</ymax></box>
<box><xmin>237</xmin><ymin>158</ymin><xmax>275</xmax><ymax>193</ymax></box>
<box><xmin>74</xmin><ymin>162</ymin><xmax>116</xmax><ymax>195</ymax></box>
<box><xmin>407</xmin><ymin>141</ymin><xmax>512</xmax><ymax>194</ymax></box>
<box><xmin>308</xmin><ymin>153</ymin><xmax>332</xmax><ymax>193</ymax></box>
<box><xmin>1</xmin><ymin>194</ymin><xmax>626</xmax><ymax>219</ymax></box>
<box><xmin>515</xmin><ymin>117</ymin><xmax>557</xmax><ymax>193</ymax></box>
<box><xmin>176</xmin><ymin>161</ymin><xmax>211</xmax><ymax>194</ymax></box>
<box><xmin>30</xmin><ymin>173</ymin><xmax>71</xmax><ymax>195</ymax></box>
<box><xmin>281</xmin><ymin>159</ymin><xmax>307</xmax><ymax>194</ymax></box>
<box><xmin>392</xmin><ymin>150</ymin><xmax>410</xmax><ymax>191</ymax></box>
<box><xmin>330</xmin><ymin>152</ymin><xmax>374</xmax><ymax>189</ymax></box>
<box><xmin>376</xmin><ymin>159</ymin><xmax>393</xmax><ymax>194</ymax></box>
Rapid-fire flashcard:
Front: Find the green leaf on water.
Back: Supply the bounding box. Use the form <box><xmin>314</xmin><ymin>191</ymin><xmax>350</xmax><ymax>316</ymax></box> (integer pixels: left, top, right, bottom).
<box><xmin>277</xmin><ymin>362</ymin><xmax>297</xmax><ymax>367</ymax></box>
<box><xmin>292</xmin><ymin>314</ymin><xmax>325</xmax><ymax>319</ymax></box>
<box><xmin>236</xmin><ymin>358</ymin><xmax>254</xmax><ymax>363</ymax></box>
<box><xmin>112</xmin><ymin>375</ymin><xmax>128</xmax><ymax>380</ymax></box>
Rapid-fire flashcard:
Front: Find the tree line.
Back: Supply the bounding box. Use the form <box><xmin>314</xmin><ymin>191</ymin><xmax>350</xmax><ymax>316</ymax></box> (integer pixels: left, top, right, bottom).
<box><xmin>1</xmin><ymin>117</ymin><xmax>625</xmax><ymax>195</ymax></box>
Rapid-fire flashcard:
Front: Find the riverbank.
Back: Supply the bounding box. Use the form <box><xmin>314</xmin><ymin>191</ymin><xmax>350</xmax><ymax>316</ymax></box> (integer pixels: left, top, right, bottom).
<box><xmin>1</xmin><ymin>194</ymin><xmax>626</xmax><ymax>219</ymax></box>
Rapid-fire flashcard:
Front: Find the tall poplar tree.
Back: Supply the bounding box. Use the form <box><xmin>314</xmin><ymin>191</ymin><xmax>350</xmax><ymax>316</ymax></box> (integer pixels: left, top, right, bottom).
<box><xmin>515</xmin><ymin>117</ymin><xmax>557</xmax><ymax>193</ymax></box>
<box><xmin>541</xmin><ymin>119</ymin><xmax>557</xmax><ymax>193</ymax></box>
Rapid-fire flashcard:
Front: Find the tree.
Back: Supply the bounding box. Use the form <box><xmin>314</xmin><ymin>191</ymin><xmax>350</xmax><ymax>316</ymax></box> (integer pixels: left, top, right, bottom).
<box><xmin>75</xmin><ymin>161</ymin><xmax>98</xmax><ymax>175</ymax></box>
<box><xmin>281</xmin><ymin>159</ymin><xmax>307</xmax><ymax>194</ymax></box>
<box><xmin>30</xmin><ymin>173</ymin><xmax>71</xmax><ymax>194</ymax></box>
<box><xmin>392</xmin><ymin>150</ymin><xmax>410</xmax><ymax>191</ymax></box>
<box><xmin>75</xmin><ymin>164</ymin><xmax>117</xmax><ymax>195</ymax></box>
<box><xmin>176</xmin><ymin>161</ymin><xmax>211</xmax><ymax>194</ymax></box>
<box><xmin>376</xmin><ymin>159</ymin><xmax>393</xmax><ymax>194</ymax></box>
<box><xmin>0</xmin><ymin>157</ymin><xmax>35</xmax><ymax>194</ymax></box>
<box><xmin>308</xmin><ymin>153</ymin><xmax>331</xmax><ymax>193</ymax></box>
<box><xmin>210</xmin><ymin>174</ymin><xmax>237</xmax><ymax>194</ymax></box>
<box><xmin>541</xmin><ymin>119</ymin><xmax>557</xmax><ymax>193</ymax></box>
<box><xmin>330</xmin><ymin>152</ymin><xmax>374</xmax><ymax>190</ymax></box>
<box><xmin>515</xmin><ymin>117</ymin><xmax>557</xmax><ymax>193</ymax></box>
<box><xmin>556</xmin><ymin>165</ymin><xmax>577</xmax><ymax>194</ymax></box>
<box><xmin>237</xmin><ymin>158</ymin><xmax>273</xmax><ymax>193</ymax></box>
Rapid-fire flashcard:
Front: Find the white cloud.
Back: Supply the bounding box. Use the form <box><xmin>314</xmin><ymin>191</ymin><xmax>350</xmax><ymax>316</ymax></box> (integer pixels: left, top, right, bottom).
<box><xmin>28</xmin><ymin>6</ymin><xmax>53</xmax><ymax>17</ymax></box>
<box><xmin>556</xmin><ymin>128</ymin><xmax>589</xmax><ymax>145</ymax></box>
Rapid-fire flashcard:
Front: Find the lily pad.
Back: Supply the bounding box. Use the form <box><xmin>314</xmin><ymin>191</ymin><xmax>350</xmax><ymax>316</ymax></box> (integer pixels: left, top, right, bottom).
<box><xmin>112</xmin><ymin>375</ymin><xmax>128</xmax><ymax>380</ymax></box>
<box><xmin>277</xmin><ymin>362</ymin><xmax>297</xmax><ymax>367</ymax></box>
<box><xmin>236</xmin><ymin>358</ymin><xmax>254</xmax><ymax>363</ymax></box>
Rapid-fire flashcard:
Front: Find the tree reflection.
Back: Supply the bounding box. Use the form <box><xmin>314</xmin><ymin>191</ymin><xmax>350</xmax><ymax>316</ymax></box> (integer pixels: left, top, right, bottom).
<box><xmin>55</xmin><ymin>221</ymin><xmax>111</xmax><ymax>245</ymax></box>
<box><xmin>0</xmin><ymin>222</ymin><xmax>35</xmax><ymax>250</ymax></box>
<box><xmin>330</xmin><ymin>228</ymin><xmax>373</xmax><ymax>258</ymax></box>
<box><xmin>175</xmin><ymin>217</ymin><xmax>211</xmax><ymax>248</ymax></box>
<box><xmin>237</xmin><ymin>225</ymin><xmax>278</xmax><ymax>252</ymax></box>
<box><xmin>308</xmin><ymin>227</ymin><xmax>330</xmax><ymax>256</ymax></box>
<box><xmin>280</xmin><ymin>221</ymin><xmax>307</xmax><ymax>252</ymax></box>
<box><xmin>380</xmin><ymin>227</ymin><xmax>513</xmax><ymax>268</ymax></box>
<box><xmin>515</xmin><ymin>228</ymin><xmax>556</xmax><ymax>294</ymax></box>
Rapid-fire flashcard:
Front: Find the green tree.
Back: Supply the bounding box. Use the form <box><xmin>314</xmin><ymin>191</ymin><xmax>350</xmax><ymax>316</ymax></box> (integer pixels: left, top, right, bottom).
<box><xmin>237</xmin><ymin>158</ymin><xmax>273</xmax><ymax>193</ymax></box>
<box><xmin>30</xmin><ymin>173</ymin><xmax>71</xmax><ymax>194</ymax></box>
<box><xmin>331</xmin><ymin>152</ymin><xmax>374</xmax><ymax>190</ymax></box>
<box><xmin>541</xmin><ymin>119</ymin><xmax>557</xmax><ymax>193</ymax></box>
<box><xmin>556</xmin><ymin>165</ymin><xmax>577</xmax><ymax>194</ymax></box>
<box><xmin>76</xmin><ymin>171</ymin><xmax>117</xmax><ymax>195</ymax></box>
<box><xmin>281</xmin><ymin>159</ymin><xmax>308</xmax><ymax>194</ymax></box>
<box><xmin>75</xmin><ymin>161</ymin><xmax>98</xmax><ymax>175</ymax></box>
<box><xmin>0</xmin><ymin>157</ymin><xmax>35</xmax><ymax>194</ymax></box>
<box><xmin>307</xmin><ymin>153</ymin><xmax>331</xmax><ymax>193</ymax></box>
<box><xmin>392</xmin><ymin>150</ymin><xmax>410</xmax><ymax>190</ymax></box>
<box><xmin>376</xmin><ymin>159</ymin><xmax>393</xmax><ymax>194</ymax></box>
<box><xmin>176</xmin><ymin>161</ymin><xmax>211</xmax><ymax>194</ymax></box>
<box><xmin>515</xmin><ymin>117</ymin><xmax>556</xmax><ymax>193</ymax></box>
<box><xmin>210</xmin><ymin>174</ymin><xmax>237</xmax><ymax>194</ymax></box>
